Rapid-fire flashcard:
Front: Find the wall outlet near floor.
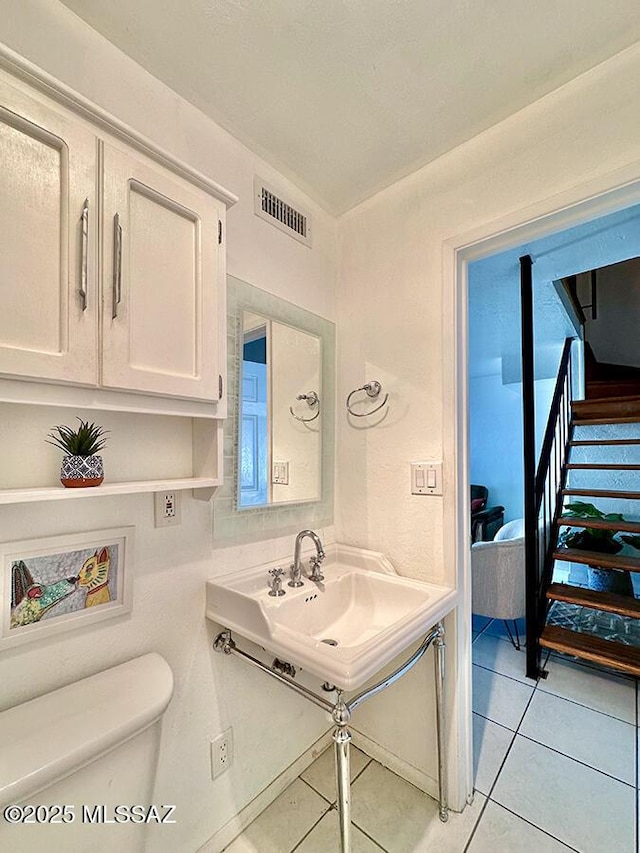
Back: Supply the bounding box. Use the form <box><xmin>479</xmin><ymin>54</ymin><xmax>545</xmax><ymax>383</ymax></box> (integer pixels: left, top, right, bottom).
<box><xmin>210</xmin><ymin>727</ymin><xmax>233</xmax><ymax>779</ymax></box>
<box><xmin>154</xmin><ymin>490</ymin><xmax>182</xmax><ymax>527</ymax></box>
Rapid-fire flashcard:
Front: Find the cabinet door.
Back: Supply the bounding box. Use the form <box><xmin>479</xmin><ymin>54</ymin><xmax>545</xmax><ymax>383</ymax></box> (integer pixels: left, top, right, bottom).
<box><xmin>0</xmin><ymin>80</ymin><xmax>98</xmax><ymax>384</ymax></box>
<box><xmin>102</xmin><ymin>144</ymin><xmax>223</xmax><ymax>401</ymax></box>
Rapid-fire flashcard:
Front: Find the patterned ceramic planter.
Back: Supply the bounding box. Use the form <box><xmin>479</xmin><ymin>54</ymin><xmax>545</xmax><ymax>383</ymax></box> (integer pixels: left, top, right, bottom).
<box><xmin>60</xmin><ymin>454</ymin><xmax>104</xmax><ymax>488</ymax></box>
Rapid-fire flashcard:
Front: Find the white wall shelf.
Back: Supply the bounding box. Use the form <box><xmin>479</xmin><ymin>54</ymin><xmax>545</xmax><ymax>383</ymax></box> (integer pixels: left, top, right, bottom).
<box><xmin>0</xmin><ymin>477</ymin><xmax>219</xmax><ymax>505</ymax></box>
<box><xmin>0</xmin><ymin>411</ymin><xmax>223</xmax><ymax>505</ymax></box>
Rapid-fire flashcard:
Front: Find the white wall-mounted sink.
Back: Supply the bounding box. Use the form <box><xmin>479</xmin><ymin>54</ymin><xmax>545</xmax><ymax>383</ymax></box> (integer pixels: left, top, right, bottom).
<box><xmin>206</xmin><ymin>544</ymin><xmax>458</xmax><ymax>690</ymax></box>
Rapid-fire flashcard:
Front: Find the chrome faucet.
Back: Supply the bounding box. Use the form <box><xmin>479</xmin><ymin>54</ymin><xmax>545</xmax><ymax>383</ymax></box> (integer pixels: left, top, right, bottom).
<box><xmin>289</xmin><ymin>529</ymin><xmax>325</xmax><ymax>587</ymax></box>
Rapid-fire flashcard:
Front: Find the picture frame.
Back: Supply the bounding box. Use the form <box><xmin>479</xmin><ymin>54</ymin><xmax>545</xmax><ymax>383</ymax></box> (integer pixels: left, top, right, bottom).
<box><xmin>0</xmin><ymin>527</ymin><xmax>134</xmax><ymax>650</ymax></box>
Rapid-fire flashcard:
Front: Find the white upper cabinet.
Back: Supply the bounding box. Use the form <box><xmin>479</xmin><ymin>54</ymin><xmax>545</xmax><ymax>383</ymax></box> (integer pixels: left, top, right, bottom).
<box><xmin>0</xmin><ymin>81</ymin><xmax>98</xmax><ymax>385</ymax></box>
<box><xmin>0</xmin><ymin>70</ymin><xmax>232</xmax><ymax>414</ymax></box>
<box><xmin>102</xmin><ymin>144</ymin><xmax>224</xmax><ymax>402</ymax></box>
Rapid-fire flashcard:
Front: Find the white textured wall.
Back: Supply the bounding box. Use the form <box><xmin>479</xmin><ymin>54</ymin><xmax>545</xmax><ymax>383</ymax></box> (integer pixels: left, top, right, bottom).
<box><xmin>0</xmin><ymin>2</ymin><xmax>336</xmax><ymax>851</ymax></box>
<box><xmin>336</xmin><ymin>41</ymin><xmax>640</xmax><ymax>805</ymax></box>
<box><xmin>338</xmin><ymin>36</ymin><xmax>640</xmax><ymax>571</ymax></box>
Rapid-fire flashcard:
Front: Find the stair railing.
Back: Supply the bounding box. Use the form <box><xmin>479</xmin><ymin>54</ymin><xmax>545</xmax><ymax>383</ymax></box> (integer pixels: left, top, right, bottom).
<box><xmin>524</xmin><ymin>335</ymin><xmax>575</xmax><ymax>678</ymax></box>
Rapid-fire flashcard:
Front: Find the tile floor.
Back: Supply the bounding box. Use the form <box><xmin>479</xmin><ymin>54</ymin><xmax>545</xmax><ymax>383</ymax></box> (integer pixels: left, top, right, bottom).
<box><xmin>223</xmin><ymin>618</ymin><xmax>639</xmax><ymax>852</ymax></box>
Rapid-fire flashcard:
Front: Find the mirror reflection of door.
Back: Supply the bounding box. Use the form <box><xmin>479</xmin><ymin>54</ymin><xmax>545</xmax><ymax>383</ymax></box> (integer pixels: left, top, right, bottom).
<box><xmin>237</xmin><ymin>310</ymin><xmax>322</xmax><ymax>509</ymax></box>
<box><xmin>239</xmin><ymin>319</ymin><xmax>269</xmax><ymax>507</ymax></box>
<box><xmin>271</xmin><ymin>321</ymin><xmax>321</xmax><ymax>505</ymax></box>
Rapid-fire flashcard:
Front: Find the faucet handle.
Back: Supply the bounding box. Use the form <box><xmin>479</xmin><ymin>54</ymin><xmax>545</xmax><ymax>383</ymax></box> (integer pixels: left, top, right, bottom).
<box><xmin>268</xmin><ymin>567</ymin><xmax>286</xmax><ymax>597</ymax></box>
<box><xmin>309</xmin><ymin>556</ymin><xmax>324</xmax><ymax>582</ymax></box>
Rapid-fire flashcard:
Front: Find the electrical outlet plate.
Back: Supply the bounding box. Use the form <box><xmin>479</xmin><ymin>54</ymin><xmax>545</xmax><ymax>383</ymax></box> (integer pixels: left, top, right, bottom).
<box><xmin>154</xmin><ymin>491</ymin><xmax>182</xmax><ymax>527</ymax></box>
<box><xmin>210</xmin><ymin>727</ymin><xmax>233</xmax><ymax>779</ymax></box>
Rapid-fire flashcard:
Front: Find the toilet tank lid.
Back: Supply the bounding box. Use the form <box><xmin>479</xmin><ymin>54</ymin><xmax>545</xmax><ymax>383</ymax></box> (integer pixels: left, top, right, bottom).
<box><xmin>0</xmin><ymin>653</ymin><xmax>173</xmax><ymax>808</ymax></box>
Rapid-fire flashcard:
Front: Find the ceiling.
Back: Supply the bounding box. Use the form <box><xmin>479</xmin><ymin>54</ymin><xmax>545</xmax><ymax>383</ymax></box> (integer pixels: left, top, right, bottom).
<box><xmin>59</xmin><ymin>0</ymin><xmax>640</xmax><ymax>214</ymax></box>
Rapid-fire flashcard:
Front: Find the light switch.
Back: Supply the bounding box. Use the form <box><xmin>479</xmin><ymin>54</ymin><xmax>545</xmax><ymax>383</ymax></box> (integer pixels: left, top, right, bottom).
<box><xmin>272</xmin><ymin>461</ymin><xmax>289</xmax><ymax>485</ymax></box>
<box><xmin>411</xmin><ymin>462</ymin><xmax>443</xmax><ymax>496</ymax></box>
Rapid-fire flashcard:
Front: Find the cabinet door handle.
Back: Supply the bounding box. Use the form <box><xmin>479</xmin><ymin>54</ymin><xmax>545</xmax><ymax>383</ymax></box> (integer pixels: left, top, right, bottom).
<box><xmin>112</xmin><ymin>212</ymin><xmax>122</xmax><ymax>319</ymax></box>
<box><xmin>218</xmin><ymin>374</ymin><xmax>223</xmax><ymax>399</ymax></box>
<box><xmin>79</xmin><ymin>198</ymin><xmax>89</xmax><ymax>311</ymax></box>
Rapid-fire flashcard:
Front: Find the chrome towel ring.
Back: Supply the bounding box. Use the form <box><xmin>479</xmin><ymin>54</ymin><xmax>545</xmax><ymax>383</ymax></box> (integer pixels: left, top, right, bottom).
<box><xmin>290</xmin><ymin>391</ymin><xmax>320</xmax><ymax>422</ymax></box>
<box><xmin>346</xmin><ymin>380</ymin><xmax>389</xmax><ymax>417</ymax></box>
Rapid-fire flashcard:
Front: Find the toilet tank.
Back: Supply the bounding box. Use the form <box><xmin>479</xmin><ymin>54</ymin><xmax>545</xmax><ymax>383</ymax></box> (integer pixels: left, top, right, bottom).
<box><xmin>0</xmin><ymin>653</ymin><xmax>173</xmax><ymax>853</ymax></box>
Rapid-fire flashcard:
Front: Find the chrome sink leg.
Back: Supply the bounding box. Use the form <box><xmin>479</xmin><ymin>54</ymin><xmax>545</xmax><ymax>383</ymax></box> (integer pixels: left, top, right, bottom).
<box><xmin>332</xmin><ymin>694</ymin><xmax>352</xmax><ymax>853</ymax></box>
<box><xmin>434</xmin><ymin>620</ymin><xmax>449</xmax><ymax>822</ymax></box>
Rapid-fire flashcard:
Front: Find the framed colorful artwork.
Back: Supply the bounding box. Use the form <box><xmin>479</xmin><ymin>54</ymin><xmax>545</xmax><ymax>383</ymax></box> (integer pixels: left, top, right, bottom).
<box><xmin>0</xmin><ymin>527</ymin><xmax>134</xmax><ymax>649</ymax></box>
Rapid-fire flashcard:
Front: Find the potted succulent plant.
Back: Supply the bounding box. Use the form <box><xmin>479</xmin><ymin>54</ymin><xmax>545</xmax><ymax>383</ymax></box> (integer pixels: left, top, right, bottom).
<box><xmin>46</xmin><ymin>418</ymin><xmax>109</xmax><ymax>488</ymax></box>
<box><xmin>559</xmin><ymin>501</ymin><xmax>624</xmax><ymax>554</ymax></box>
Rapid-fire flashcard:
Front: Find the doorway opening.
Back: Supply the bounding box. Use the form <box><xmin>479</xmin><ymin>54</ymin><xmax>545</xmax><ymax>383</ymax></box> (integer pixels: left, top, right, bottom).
<box><xmin>451</xmin><ymin>182</ymin><xmax>640</xmax><ymax>810</ymax></box>
<box><xmin>466</xmin><ymin>199</ymin><xmax>640</xmax><ymax>666</ymax></box>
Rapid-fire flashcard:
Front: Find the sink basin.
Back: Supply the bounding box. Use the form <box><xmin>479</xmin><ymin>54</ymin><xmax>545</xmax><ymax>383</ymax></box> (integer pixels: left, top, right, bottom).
<box><xmin>206</xmin><ymin>544</ymin><xmax>457</xmax><ymax>690</ymax></box>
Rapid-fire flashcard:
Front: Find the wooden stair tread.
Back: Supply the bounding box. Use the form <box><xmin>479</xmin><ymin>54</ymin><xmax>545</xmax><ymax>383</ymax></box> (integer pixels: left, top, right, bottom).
<box><xmin>573</xmin><ymin>394</ymin><xmax>640</xmax><ymax>406</ymax></box>
<box><xmin>587</xmin><ymin>361</ymin><xmax>640</xmax><ymax>380</ymax></box>
<box><xmin>586</xmin><ymin>388</ymin><xmax>640</xmax><ymax>400</ymax></box>
<box><xmin>547</xmin><ymin>583</ymin><xmax>640</xmax><ymax>618</ymax></box>
<box><xmin>573</xmin><ymin>417</ymin><xmax>640</xmax><ymax>425</ymax></box>
<box><xmin>585</xmin><ymin>381</ymin><xmax>640</xmax><ymax>399</ymax></box>
<box><xmin>572</xmin><ymin>395</ymin><xmax>640</xmax><ymax>425</ymax></box>
<box><xmin>570</xmin><ymin>439</ymin><xmax>640</xmax><ymax>446</ymax></box>
<box><xmin>588</xmin><ymin>378</ymin><xmax>640</xmax><ymax>383</ymax></box>
<box><xmin>540</xmin><ymin>625</ymin><xmax>640</xmax><ymax>677</ymax></box>
<box><xmin>587</xmin><ymin>378</ymin><xmax>640</xmax><ymax>385</ymax></box>
<box><xmin>588</xmin><ymin>379</ymin><xmax>640</xmax><ymax>384</ymax></box>
<box><xmin>558</xmin><ymin>516</ymin><xmax>640</xmax><ymax>533</ymax></box>
<box><xmin>553</xmin><ymin>548</ymin><xmax>640</xmax><ymax>572</ymax></box>
<box><xmin>566</xmin><ymin>463</ymin><xmax>640</xmax><ymax>470</ymax></box>
<box><xmin>563</xmin><ymin>488</ymin><xmax>640</xmax><ymax>500</ymax></box>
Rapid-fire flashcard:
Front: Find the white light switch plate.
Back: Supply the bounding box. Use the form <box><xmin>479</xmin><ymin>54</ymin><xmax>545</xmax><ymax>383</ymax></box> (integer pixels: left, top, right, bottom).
<box><xmin>272</xmin><ymin>461</ymin><xmax>289</xmax><ymax>485</ymax></box>
<box><xmin>411</xmin><ymin>462</ymin><xmax>443</xmax><ymax>495</ymax></box>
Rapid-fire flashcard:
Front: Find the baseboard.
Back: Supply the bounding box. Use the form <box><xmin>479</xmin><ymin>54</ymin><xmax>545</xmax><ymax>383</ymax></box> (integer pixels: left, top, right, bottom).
<box><xmin>350</xmin><ymin>728</ymin><xmax>439</xmax><ymax>802</ymax></box>
<box><xmin>198</xmin><ymin>729</ymin><xmax>333</xmax><ymax>853</ymax></box>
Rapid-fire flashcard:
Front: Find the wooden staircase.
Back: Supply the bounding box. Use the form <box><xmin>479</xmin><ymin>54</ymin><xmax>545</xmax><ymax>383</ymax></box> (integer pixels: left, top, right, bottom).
<box><xmin>538</xmin><ymin>396</ymin><xmax>640</xmax><ymax>678</ymax></box>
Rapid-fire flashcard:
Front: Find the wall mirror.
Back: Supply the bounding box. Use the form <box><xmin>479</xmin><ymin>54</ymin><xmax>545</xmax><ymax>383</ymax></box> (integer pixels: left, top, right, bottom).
<box><xmin>213</xmin><ymin>276</ymin><xmax>335</xmax><ymax>541</ymax></box>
